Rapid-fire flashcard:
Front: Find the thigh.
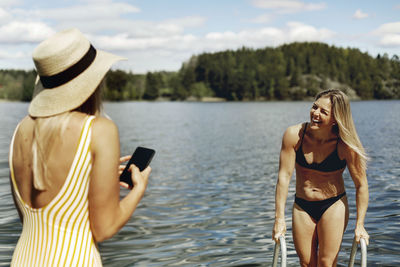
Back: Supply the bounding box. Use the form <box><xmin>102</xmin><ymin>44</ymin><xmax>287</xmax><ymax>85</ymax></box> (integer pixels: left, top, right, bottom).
<box><xmin>317</xmin><ymin>196</ymin><xmax>349</xmax><ymax>265</ymax></box>
<box><xmin>292</xmin><ymin>203</ymin><xmax>318</xmax><ymax>266</ymax></box>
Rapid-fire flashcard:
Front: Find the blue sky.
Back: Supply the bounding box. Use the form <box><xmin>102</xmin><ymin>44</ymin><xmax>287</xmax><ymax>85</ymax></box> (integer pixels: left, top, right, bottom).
<box><xmin>0</xmin><ymin>0</ymin><xmax>399</xmax><ymax>73</ymax></box>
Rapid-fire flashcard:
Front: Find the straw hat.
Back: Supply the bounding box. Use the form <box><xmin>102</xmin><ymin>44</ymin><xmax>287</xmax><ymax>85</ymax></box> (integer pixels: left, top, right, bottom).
<box><xmin>29</xmin><ymin>28</ymin><xmax>125</xmax><ymax>117</ymax></box>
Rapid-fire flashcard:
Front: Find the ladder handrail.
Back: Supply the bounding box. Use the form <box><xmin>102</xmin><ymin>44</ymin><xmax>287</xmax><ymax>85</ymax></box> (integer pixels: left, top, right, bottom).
<box><xmin>348</xmin><ymin>237</ymin><xmax>367</xmax><ymax>267</ymax></box>
<box><xmin>272</xmin><ymin>236</ymin><xmax>367</xmax><ymax>266</ymax></box>
<box><xmin>272</xmin><ymin>236</ymin><xmax>287</xmax><ymax>267</ymax></box>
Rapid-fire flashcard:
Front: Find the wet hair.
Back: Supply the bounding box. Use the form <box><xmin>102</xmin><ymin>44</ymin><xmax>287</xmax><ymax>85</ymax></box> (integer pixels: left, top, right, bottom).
<box><xmin>316</xmin><ymin>89</ymin><xmax>368</xmax><ymax>170</ymax></box>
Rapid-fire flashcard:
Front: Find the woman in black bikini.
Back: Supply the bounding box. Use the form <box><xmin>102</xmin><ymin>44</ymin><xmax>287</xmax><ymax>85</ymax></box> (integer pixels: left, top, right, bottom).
<box><xmin>272</xmin><ymin>89</ymin><xmax>369</xmax><ymax>266</ymax></box>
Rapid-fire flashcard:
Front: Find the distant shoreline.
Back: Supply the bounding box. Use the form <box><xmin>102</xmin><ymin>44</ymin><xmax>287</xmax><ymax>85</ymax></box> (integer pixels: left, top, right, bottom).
<box><xmin>1</xmin><ymin>97</ymin><xmax>398</xmax><ymax>103</ymax></box>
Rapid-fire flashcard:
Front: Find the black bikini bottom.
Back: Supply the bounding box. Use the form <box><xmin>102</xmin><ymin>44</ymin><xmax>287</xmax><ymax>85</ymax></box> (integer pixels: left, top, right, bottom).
<box><xmin>294</xmin><ymin>192</ymin><xmax>346</xmax><ymax>222</ymax></box>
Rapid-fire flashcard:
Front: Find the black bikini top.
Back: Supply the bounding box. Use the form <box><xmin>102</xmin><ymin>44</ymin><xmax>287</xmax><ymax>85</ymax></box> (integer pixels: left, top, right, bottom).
<box><xmin>295</xmin><ymin>123</ymin><xmax>346</xmax><ymax>172</ymax></box>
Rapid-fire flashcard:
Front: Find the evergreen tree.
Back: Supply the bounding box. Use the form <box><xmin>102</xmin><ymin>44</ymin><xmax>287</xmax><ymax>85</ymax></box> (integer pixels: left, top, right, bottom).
<box><xmin>143</xmin><ymin>72</ymin><xmax>160</xmax><ymax>100</ymax></box>
<box><xmin>290</xmin><ymin>67</ymin><xmax>302</xmax><ymax>87</ymax></box>
<box><xmin>2</xmin><ymin>42</ymin><xmax>400</xmax><ymax>101</ymax></box>
<box><xmin>22</xmin><ymin>70</ymin><xmax>36</xmax><ymax>101</ymax></box>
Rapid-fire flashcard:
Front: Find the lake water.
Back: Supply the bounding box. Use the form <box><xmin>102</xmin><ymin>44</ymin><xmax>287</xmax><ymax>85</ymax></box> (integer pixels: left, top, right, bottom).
<box><xmin>0</xmin><ymin>101</ymin><xmax>399</xmax><ymax>266</ymax></box>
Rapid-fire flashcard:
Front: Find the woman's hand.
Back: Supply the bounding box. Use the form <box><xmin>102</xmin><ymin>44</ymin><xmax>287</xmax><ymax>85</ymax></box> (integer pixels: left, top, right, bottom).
<box><xmin>128</xmin><ymin>164</ymin><xmax>151</xmax><ymax>193</ymax></box>
<box><xmin>119</xmin><ymin>155</ymin><xmax>131</xmax><ymax>175</ymax></box>
<box><xmin>118</xmin><ymin>155</ymin><xmax>151</xmax><ymax>191</ymax></box>
<box><xmin>355</xmin><ymin>224</ymin><xmax>369</xmax><ymax>246</ymax></box>
<box><xmin>272</xmin><ymin>217</ymin><xmax>286</xmax><ymax>242</ymax></box>
<box><xmin>119</xmin><ymin>155</ymin><xmax>131</xmax><ymax>188</ymax></box>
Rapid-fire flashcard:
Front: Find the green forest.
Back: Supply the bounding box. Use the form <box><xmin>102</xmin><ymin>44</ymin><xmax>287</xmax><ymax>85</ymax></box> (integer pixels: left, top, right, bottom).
<box><xmin>1</xmin><ymin>42</ymin><xmax>399</xmax><ymax>101</ymax></box>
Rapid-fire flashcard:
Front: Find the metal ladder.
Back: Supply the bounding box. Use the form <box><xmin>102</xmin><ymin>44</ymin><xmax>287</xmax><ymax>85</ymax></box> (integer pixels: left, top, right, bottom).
<box><xmin>348</xmin><ymin>237</ymin><xmax>367</xmax><ymax>267</ymax></box>
<box><xmin>271</xmin><ymin>236</ymin><xmax>367</xmax><ymax>267</ymax></box>
<box><xmin>272</xmin><ymin>236</ymin><xmax>287</xmax><ymax>267</ymax></box>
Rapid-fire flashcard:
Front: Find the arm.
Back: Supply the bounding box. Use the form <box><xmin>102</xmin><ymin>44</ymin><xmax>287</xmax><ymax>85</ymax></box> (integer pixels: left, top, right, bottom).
<box><xmin>345</xmin><ymin>145</ymin><xmax>369</xmax><ymax>245</ymax></box>
<box><xmin>273</xmin><ymin>126</ymin><xmax>297</xmax><ymax>242</ymax></box>
<box><xmin>89</xmin><ymin>117</ymin><xmax>150</xmax><ymax>242</ymax></box>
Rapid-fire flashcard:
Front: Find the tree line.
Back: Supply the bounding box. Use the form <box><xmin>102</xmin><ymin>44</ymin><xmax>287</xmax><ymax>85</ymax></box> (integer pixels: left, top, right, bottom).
<box><xmin>1</xmin><ymin>42</ymin><xmax>399</xmax><ymax>101</ymax></box>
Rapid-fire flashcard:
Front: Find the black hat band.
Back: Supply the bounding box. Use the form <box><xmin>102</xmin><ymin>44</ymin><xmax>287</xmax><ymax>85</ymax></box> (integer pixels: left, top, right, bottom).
<box><xmin>39</xmin><ymin>45</ymin><xmax>97</xmax><ymax>89</ymax></box>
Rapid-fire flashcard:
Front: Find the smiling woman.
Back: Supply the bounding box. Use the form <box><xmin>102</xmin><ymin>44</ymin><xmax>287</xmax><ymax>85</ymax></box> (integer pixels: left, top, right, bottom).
<box><xmin>273</xmin><ymin>89</ymin><xmax>369</xmax><ymax>267</ymax></box>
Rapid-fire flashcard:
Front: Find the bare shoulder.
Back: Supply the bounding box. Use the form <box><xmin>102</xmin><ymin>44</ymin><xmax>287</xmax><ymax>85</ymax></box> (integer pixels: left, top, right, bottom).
<box><xmin>337</xmin><ymin>139</ymin><xmax>356</xmax><ymax>160</ymax></box>
<box><xmin>284</xmin><ymin>123</ymin><xmax>303</xmax><ymax>136</ymax></box>
<box><xmin>20</xmin><ymin>115</ymin><xmax>33</xmax><ymax>125</ymax></box>
<box><xmin>283</xmin><ymin>123</ymin><xmax>303</xmax><ymax>141</ymax></box>
<box><xmin>92</xmin><ymin>116</ymin><xmax>118</xmax><ymax>132</ymax></box>
<box><xmin>12</xmin><ymin>116</ymin><xmax>34</xmax><ymax>148</ymax></box>
<box><xmin>282</xmin><ymin>123</ymin><xmax>303</xmax><ymax>148</ymax></box>
<box><xmin>91</xmin><ymin>116</ymin><xmax>119</xmax><ymax>150</ymax></box>
<box><xmin>17</xmin><ymin>116</ymin><xmax>34</xmax><ymax>132</ymax></box>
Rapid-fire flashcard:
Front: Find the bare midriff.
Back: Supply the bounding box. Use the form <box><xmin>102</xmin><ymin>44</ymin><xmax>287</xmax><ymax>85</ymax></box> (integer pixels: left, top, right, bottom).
<box><xmin>295</xmin><ymin>163</ymin><xmax>346</xmax><ymax>201</ymax></box>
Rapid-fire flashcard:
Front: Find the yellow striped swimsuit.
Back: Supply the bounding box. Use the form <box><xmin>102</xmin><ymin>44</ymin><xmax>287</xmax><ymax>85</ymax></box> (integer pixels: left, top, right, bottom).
<box><xmin>9</xmin><ymin>116</ymin><xmax>102</xmax><ymax>266</ymax></box>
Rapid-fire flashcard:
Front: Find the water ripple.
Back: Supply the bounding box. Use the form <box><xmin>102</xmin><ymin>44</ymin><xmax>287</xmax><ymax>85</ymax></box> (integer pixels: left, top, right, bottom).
<box><xmin>1</xmin><ymin>101</ymin><xmax>400</xmax><ymax>266</ymax></box>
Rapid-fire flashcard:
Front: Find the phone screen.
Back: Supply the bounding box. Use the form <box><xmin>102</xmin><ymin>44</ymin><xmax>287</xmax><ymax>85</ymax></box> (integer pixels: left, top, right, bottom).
<box><xmin>120</xmin><ymin>146</ymin><xmax>155</xmax><ymax>188</ymax></box>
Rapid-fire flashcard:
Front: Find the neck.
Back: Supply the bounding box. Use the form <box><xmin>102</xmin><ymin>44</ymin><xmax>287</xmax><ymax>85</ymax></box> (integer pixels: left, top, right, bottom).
<box><xmin>307</xmin><ymin>125</ymin><xmax>336</xmax><ymax>143</ymax></box>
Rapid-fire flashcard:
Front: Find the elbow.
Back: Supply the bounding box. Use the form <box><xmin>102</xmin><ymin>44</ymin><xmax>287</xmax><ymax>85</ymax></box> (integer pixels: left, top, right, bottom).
<box><xmin>354</xmin><ymin>182</ymin><xmax>369</xmax><ymax>197</ymax></box>
<box><xmin>352</xmin><ymin>173</ymin><xmax>368</xmax><ymax>191</ymax></box>
<box><xmin>92</xmin><ymin>228</ymin><xmax>115</xmax><ymax>243</ymax></box>
<box><xmin>277</xmin><ymin>172</ymin><xmax>292</xmax><ymax>187</ymax></box>
<box><xmin>91</xmin><ymin>223</ymin><xmax>120</xmax><ymax>243</ymax></box>
<box><xmin>93</xmin><ymin>235</ymin><xmax>110</xmax><ymax>243</ymax></box>
<box><xmin>355</xmin><ymin>180</ymin><xmax>369</xmax><ymax>191</ymax></box>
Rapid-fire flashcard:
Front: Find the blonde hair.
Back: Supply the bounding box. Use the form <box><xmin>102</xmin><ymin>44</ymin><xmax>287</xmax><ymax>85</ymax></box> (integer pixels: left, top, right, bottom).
<box><xmin>31</xmin><ymin>81</ymin><xmax>104</xmax><ymax>190</ymax></box>
<box><xmin>316</xmin><ymin>89</ymin><xmax>368</xmax><ymax>170</ymax></box>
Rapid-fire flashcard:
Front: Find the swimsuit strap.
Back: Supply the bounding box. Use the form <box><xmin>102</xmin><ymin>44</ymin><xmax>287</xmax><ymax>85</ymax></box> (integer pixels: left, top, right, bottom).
<box><xmin>300</xmin><ymin>122</ymin><xmax>307</xmax><ymax>146</ymax></box>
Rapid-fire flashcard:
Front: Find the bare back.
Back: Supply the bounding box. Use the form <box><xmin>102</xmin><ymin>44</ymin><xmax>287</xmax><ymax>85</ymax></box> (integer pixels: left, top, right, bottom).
<box><xmin>11</xmin><ymin>112</ymin><xmax>88</xmax><ymax>209</ymax></box>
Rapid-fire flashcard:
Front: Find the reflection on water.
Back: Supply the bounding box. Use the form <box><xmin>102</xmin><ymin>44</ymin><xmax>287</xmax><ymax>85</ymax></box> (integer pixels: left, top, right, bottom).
<box><xmin>1</xmin><ymin>101</ymin><xmax>399</xmax><ymax>266</ymax></box>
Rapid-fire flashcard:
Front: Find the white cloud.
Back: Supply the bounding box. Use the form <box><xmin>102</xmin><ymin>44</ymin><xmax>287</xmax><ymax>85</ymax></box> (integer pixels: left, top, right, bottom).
<box><xmin>209</xmin><ymin>22</ymin><xmax>333</xmax><ymax>49</ymax></box>
<box><xmin>0</xmin><ymin>21</ymin><xmax>55</xmax><ymax>44</ymax></box>
<box><xmin>63</xmin><ymin>17</ymin><xmax>206</xmax><ymax>39</ymax></box>
<box><xmin>0</xmin><ymin>49</ymin><xmax>25</xmax><ymax>59</ymax></box>
<box><xmin>135</xmin><ymin>16</ymin><xmax>206</xmax><ymax>37</ymax></box>
<box><xmin>251</xmin><ymin>0</ymin><xmax>326</xmax><ymax>14</ymax></box>
<box><xmin>0</xmin><ymin>0</ymin><xmax>21</xmax><ymax>7</ymax></box>
<box><xmin>80</xmin><ymin>0</ymin><xmax>114</xmax><ymax>3</ymax></box>
<box><xmin>12</xmin><ymin>2</ymin><xmax>140</xmax><ymax>22</ymax></box>
<box><xmin>91</xmin><ymin>33</ymin><xmax>167</xmax><ymax>50</ymax></box>
<box><xmin>11</xmin><ymin>2</ymin><xmax>203</xmax><ymax>38</ymax></box>
<box><xmin>373</xmin><ymin>22</ymin><xmax>400</xmax><ymax>47</ymax></box>
<box><xmin>204</xmin><ymin>28</ymin><xmax>285</xmax><ymax>49</ymax></box>
<box><xmin>353</xmin><ymin>9</ymin><xmax>369</xmax><ymax>19</ymax></box>
<box><xmin>0</xmin><ymin>19</ymin><xmax>337</xmax><ymax>72</ymax></box>
<box><xmin>251</xmin><ymin>13</ymin><xmax>274</xmax><ymax>24</ymax></box>
<box><xmin>0</xmin><ymin>1</ymin><xmax>339</xmax><ymax>72</ymax></box>
<box><xmin>90</xmin><ymin>21</ymin><xmax>334</xmax><ymax>54</ymax></box>
<box><xmin>286</xmin><ymin>22</ymin><xmax>334</xmax><ymax>42</ymax></box>
<box><xmin>62</xmin><ymin>20</ymin><xmax>336</xmax><ymax>71</ymax></box>
<box><xmin>163</xmin><ymin>16</ymin><xmax>206</xmax><ymax>28</ymax></box>
<box><xmin>380</xmin><ymin>34</ymin><xmax>400</xmax><ymax>46</ymax></box>
<box><xmin>90</xmin><ymin>32</ymin><xmax>199</xmax><ymax>51</ymax></box>
<box><xmin>58</xmin><ymin>20</ymin><xmax>170</xmax><ymax>38</ymax></box>
<box><xmin>375</xmin><ymin>21</ymin><xmax>400</xmax><ymax>34</ymax></box>
<box><xmin>0</xmin><ymin>7</ymin><xmax>11</xmax><ymax>22</ymax></box>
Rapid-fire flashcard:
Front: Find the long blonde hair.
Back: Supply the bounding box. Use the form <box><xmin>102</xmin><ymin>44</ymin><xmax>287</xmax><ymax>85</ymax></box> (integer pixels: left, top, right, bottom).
<box><xmin>316</xmin><ymin>89</ymin><xmax>368</xmax><ymax>170</ymax></box>
<box><xmin>31</xmin><ymin>81</ymin><xmax>104</xmax><ymax>190</ymax></box>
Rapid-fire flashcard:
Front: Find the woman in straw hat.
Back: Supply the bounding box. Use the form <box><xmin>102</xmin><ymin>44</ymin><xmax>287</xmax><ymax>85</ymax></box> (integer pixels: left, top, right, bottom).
<box><xmin>272</xmin><ymin>89</ymin><xmax>369</xmax><ymax>266</ymax></box>
<box><xmin>9</xmin><ymin>28</ymin><xmax>150</xmax><ymax>266</ymax></box>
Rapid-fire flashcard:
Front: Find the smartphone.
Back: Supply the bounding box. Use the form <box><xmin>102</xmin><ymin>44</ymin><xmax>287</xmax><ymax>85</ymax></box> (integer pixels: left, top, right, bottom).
<box><xmin>120</xmin><ymin>146</ymin><xmax>155</xmax><ymax>188</ymax></box>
